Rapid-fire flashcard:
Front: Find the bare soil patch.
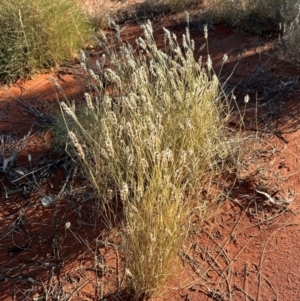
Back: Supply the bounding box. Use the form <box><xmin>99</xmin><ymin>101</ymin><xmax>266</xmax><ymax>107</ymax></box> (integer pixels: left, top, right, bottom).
<box><xmin>1</xmin><ymin>2</ymin><xmax>300</xmax><ymax>300</ymax></box>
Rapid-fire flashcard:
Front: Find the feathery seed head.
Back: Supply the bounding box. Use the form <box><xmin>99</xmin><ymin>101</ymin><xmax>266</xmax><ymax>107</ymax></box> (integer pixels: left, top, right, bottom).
<box><xmin>108</xmin><ymin>112</ymin><xmax>118</xmax><ymax>125</ymax></box>
<box><xmin>185</xmin><ymin>11</ymin><xmax>190</xmax><ymax>24</ymax></box>
<box><xmin>65</xmin><ymin>222</ymin><xmax>71</xmax><ymax>229</ymax></box>
<box><xmin>212</xmin><ymin>74</ymin><xmax>219</xmax><ymax>89</ymax></box>
<box><xmin>185</xmin><ymin>26</ymin><xmax>191</xmax><ymax>45</ymax></box>
<box><xmin>191</xmin><ymin>39</ymin><xmax>195</xmax><ymax>51</ymax></box>
<box><xmin>149</xmin><ymin>133</ymin><xmax>159</xmax><ymax>149</ymax></box>
<box><xmin>60</xmin><ymin>102</ymin><xmax>77</xmax><ymax>121</ymax></box>
<box><xmin>126</xmin><ymin>122</ymin><xmax>134</xmax><ymax>139</ymax></box>
<box><xmin>146</xmin><ymin>116</ymin><xmax>155</xmax><ymax>131</ymax></box>
<box><xmin>162</xmin><ymin>148</ymin><xmax>173</xmax><ymax>164</ymax></box>
<box><xmin>142</xmin><ymin>20</ymin><xmax>153</xmax><ymax>40</ymax></box>
<box><xmin>105</xmin><ymin>137</ymin><xmax>114</xmax><ymax>157</ymax></box>
<box><xmin>117</xmin><ymin>126</ymin><xmax>124</xmax><ymax>140</ymax></box>
<box><xmin>149</xmin><ymin>60</ymin><xmax>156</xmax><ymax>77</ymax></box>
<box><xmin>165</xmin><ymin>227</ymin><xmax>172</xmax><ymax>236</ymax></box>
<box><xmin>140</xmin><ymin>158</ymin><xmax>149</xmax><ymax>174</ymax></box>
<box><xmin>180</xmin><ymin>150</ymin><xmax>187</xmax><ymax>164</ymax></box>
<box><xmin>170</xmin><ymin>190</ymin><xmax>177</xmax><ymax>202</ymax></box>
<box><xmin>80</xmin><ymin>49</ymin><xmax>86</xmax><ymax>63</ymax></box>
<box><xmin>204</xmin><ymin>25</ymin><xmax>208</xmax><ymax>39</ymax></box>
<box><xmin>174</xmin><ymin>91</ymin><xmax>182</xmax><ymax>103</ymax></box>
<box><xmin>84</xmin><ymin>93</ymin><xmax>94</xmax><ymax>110</ymax></box>
<box><xmin>244</xmin><ymin>94</ymin><xmax>250</xmax><ymax>104</ymax></box>
<box><xmin>127</xmin><ymin>153</ymin><xmax>134</xmax><ymax>166</ymax></box>
<box><xmin>154</xmin><ymin>151</ymin><xmax>161</xmax><ymax>165</ymax></box>
<box><xmin>103</xmin><ymin>95</ymin><xmax>112</xmax><ymax>109</ymax></box>
<box><xmin>137</xmin><ymin>37</ymin><xmax>147</xmax><ymax>50</ymax></box>
<box><xmin>104</xmin><ymin>69</ymin><xmax>121</xmax><ymax>87</ymax></box>
<box><xmin>120</xmin><ymin>182</ymin><xmax>129</xmax><ymax>201</ymax></box>
<box><xmin>163</xmin><ymin>27</ymin><xmax>176</xmax><ymax>49</ymax></box>
<box><xmin>88</xmin><ymin>68</ymin><xmax>99</xmax><ymax>82</ymax></box>
<box><xmin>101</xmin><ymin>118</ymin><xmax>109</xmax><ymax>135</ymax></box>
<box><xmin>175</xmin><ymin>168</ymin><xmax>182</xmax><ymax>179</ymax></box>
<box><xmin>188</xmin><ymin>148</ymin><xmax>194</xmax><ymax>157</ymax></box>
<box><xmin>207</xmin><ymin>55</ymin><xmax>212</xmax><ymax>71</ymax></box>
<box><xmin>98</xmin><ymin>31</ymin><xmax>107</xmax><ymax>42</ymax></box>
<box><xmin>68</xmin><ymin>131</ymin><xmax>85</xmax><ymax>160</ymax></box>
<box><xmin>150</xmin><ymin>233</ymin><xmax>156</xmax><ymax>242</ymax></box>
<box><xmin>107</xmin><ymin>189</ymin><xmax>114</xmax><ymax>201</ymax></box>
<box><xmin>80</xmin><ymin>62</ymin><xmax>87</xmax><ymax>72</ymax></box>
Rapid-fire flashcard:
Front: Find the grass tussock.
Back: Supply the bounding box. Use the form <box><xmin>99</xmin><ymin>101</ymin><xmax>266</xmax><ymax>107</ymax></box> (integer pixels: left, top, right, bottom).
<box><xmin>76</xmin><ymin>0</ymin><xmax>113</xmax><ymax>30</ymax></box>
<box><xmin>50</xmin><ymin>20</ymin><xmax>239</xmax><ymax>298</ymax></box>
<box><xmin>207</xmin><ymin>0</ymin><xmax>296</xmax><ymax>30</ymax></box>
<box><xmin>129</xmin><ymin>0</ymin><xmax>202</xmax><ymax>21</ymax></box>
<box><xmin>207</xmin><ymin>0</ymin><xmax>300</xmax><ymax>61</ymax></box>
<box><xmin>282</xmin><ymin>2</ymin><xmax>300</xmax><ymax>63</ymax></box>
<box><xmin>0</xmin><ymin>0</ymin><xmax>93</xmax><ymax>83</ymax></box>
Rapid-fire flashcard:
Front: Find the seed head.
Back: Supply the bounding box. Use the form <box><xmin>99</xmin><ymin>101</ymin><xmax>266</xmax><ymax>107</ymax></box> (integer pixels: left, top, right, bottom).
<box><xmin>88</xmin><ymin>68</ymin><xmax>99</xmax><ymax>82</ymax></box>
<box><xmin>60</xmin><ymin>102</ymin><xmax>77</xmax><ymax>121</ymax></box>
<box><xmin>120</xmin><ymin>182</ymin><xmax>129</xmax><ymax>201</ymax></box>
<box><xmin>207</xmin><ymin>55</ymin><xmax>212</xmax><ymax>71</ymax></box>
<box><xmin>140</xmin><ymin>158</ymin><xmax>149</xmax><ymax>174</ymax></box>
<box><xmin>244</xmin><ymin>94</ymin><xmax>250</xmax><ymax>104</ymax></box>
<box><xmin>65</xmin><ymin>222</ymin><xmax>71</xmax><ymax>229</ymax></box>
<box><xmin>204</xmin><ymin>25</ymin><xmax>208</xmax><ymax>39</ymax></box>
<box><xmin>68</xmin><ymin>131</ymin><xmax>85</xmax><ymax>160</ymax></box>
<box><xmin>84</xmin><ymin>92</ymin><xmax>94</xmax><ymax>110</ymax></box>
<box><xmin>162</xmin><ymin>148</ymin><xmax>173</xmax><ymax>164</ymax></box>
<box><xmin>107</xmin><ymin>189</ymin><xmax>114</xmax><ymax>201</ymax></box>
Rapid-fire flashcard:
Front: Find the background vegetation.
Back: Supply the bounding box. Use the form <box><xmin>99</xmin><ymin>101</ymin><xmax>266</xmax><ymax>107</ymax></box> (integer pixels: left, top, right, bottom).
<box><xmin>0</xmin><ymin>0</ymin><xmax>92</xmax><ymax>83</ymax></box>
<box><xmin>208</xmin><ymin>0</ymin><xmax>300</xmax><ymax>60</ymax></box>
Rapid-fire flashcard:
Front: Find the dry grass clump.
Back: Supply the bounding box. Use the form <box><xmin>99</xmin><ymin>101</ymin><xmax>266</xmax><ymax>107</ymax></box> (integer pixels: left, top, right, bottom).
<box><xmin>77</xmin><ymin>0</ymin><xmax>202</xmax><ymax>27</ymax></box>
<box><xmin>0</xmin><ymin>0</ymin><xmax>92</xmax><ymax>83</ymax></box>
<box><xmin>76</xmin><ymin>0</ymin><xmax>113</xmax><ymax>30</ymax></box>
<box><xmin>207</xmin><ymin>0</ymin><xmax>300</xmax><ymax>62</ymax></box>
<box><xmin>130</xmin><ymin>0</ymin><xmax>202</xmax><ymax>20</ymax></box>
<box><xmin>50</xmin><ymin>21</ymin><xmax>239</xmax><ymax>298</ymax></box>
<box><xmin>208</xmin><ymin>0</ymin><xmax>298</xmax><ymax>32</ymax></box>
<box><xmin>282</xmin><ymin>1</ymin><xmax>300</xmax><ymax>63</ymax></box>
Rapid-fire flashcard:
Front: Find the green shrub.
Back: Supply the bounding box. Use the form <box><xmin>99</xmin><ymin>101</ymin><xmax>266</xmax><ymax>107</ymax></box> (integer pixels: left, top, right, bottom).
<box><xmin>50</xmin><ymin>21</ymin><xmax>239</xmax><ymax>298</ymax></box>
<box><xmin>0</xmin><ymin>0</ymin><xmax>93</xmax><ymax>83</ymax></box>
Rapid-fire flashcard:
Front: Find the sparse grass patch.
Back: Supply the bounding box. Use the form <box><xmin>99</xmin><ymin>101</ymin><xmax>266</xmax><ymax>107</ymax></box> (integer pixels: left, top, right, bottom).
<box><xmin>206</xmin><ymin>0</ymin><xmax>300</xmax><ymax>63</ymax></box>
<box><xmin>50</xmin><ymin>21</ymin><xmax>240</xmax><ymax>298</ymax></box>
<box><xmin>207</xmin><ymin>0</ymin><xmax>299</xmax><ymax>33</ymax></box>
<box><xmin>76</xmin><ymin>0</ymin><xmax>113</xmax><ymax>31</ymax></box>
<box><xmin>282</xmin><ymin>1</ymin><xmax>300</xmax><ymax>63</ymax></box>
<box><xmin>0</xmin><ymin>0</ymin><xmax>93</xmax><ymax>83</ymax></box>
<box><xmin>130</xmin><ymin>0</ymin><xmax>202</xmax><ymax>20</ymax></box>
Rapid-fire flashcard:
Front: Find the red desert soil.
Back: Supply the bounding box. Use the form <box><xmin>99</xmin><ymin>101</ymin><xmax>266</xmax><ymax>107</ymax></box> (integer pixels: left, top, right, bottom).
<box><xmin>1</xmin><ymin>2</ymin><xmax>300</xmax><ymax>301</ymax></box>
